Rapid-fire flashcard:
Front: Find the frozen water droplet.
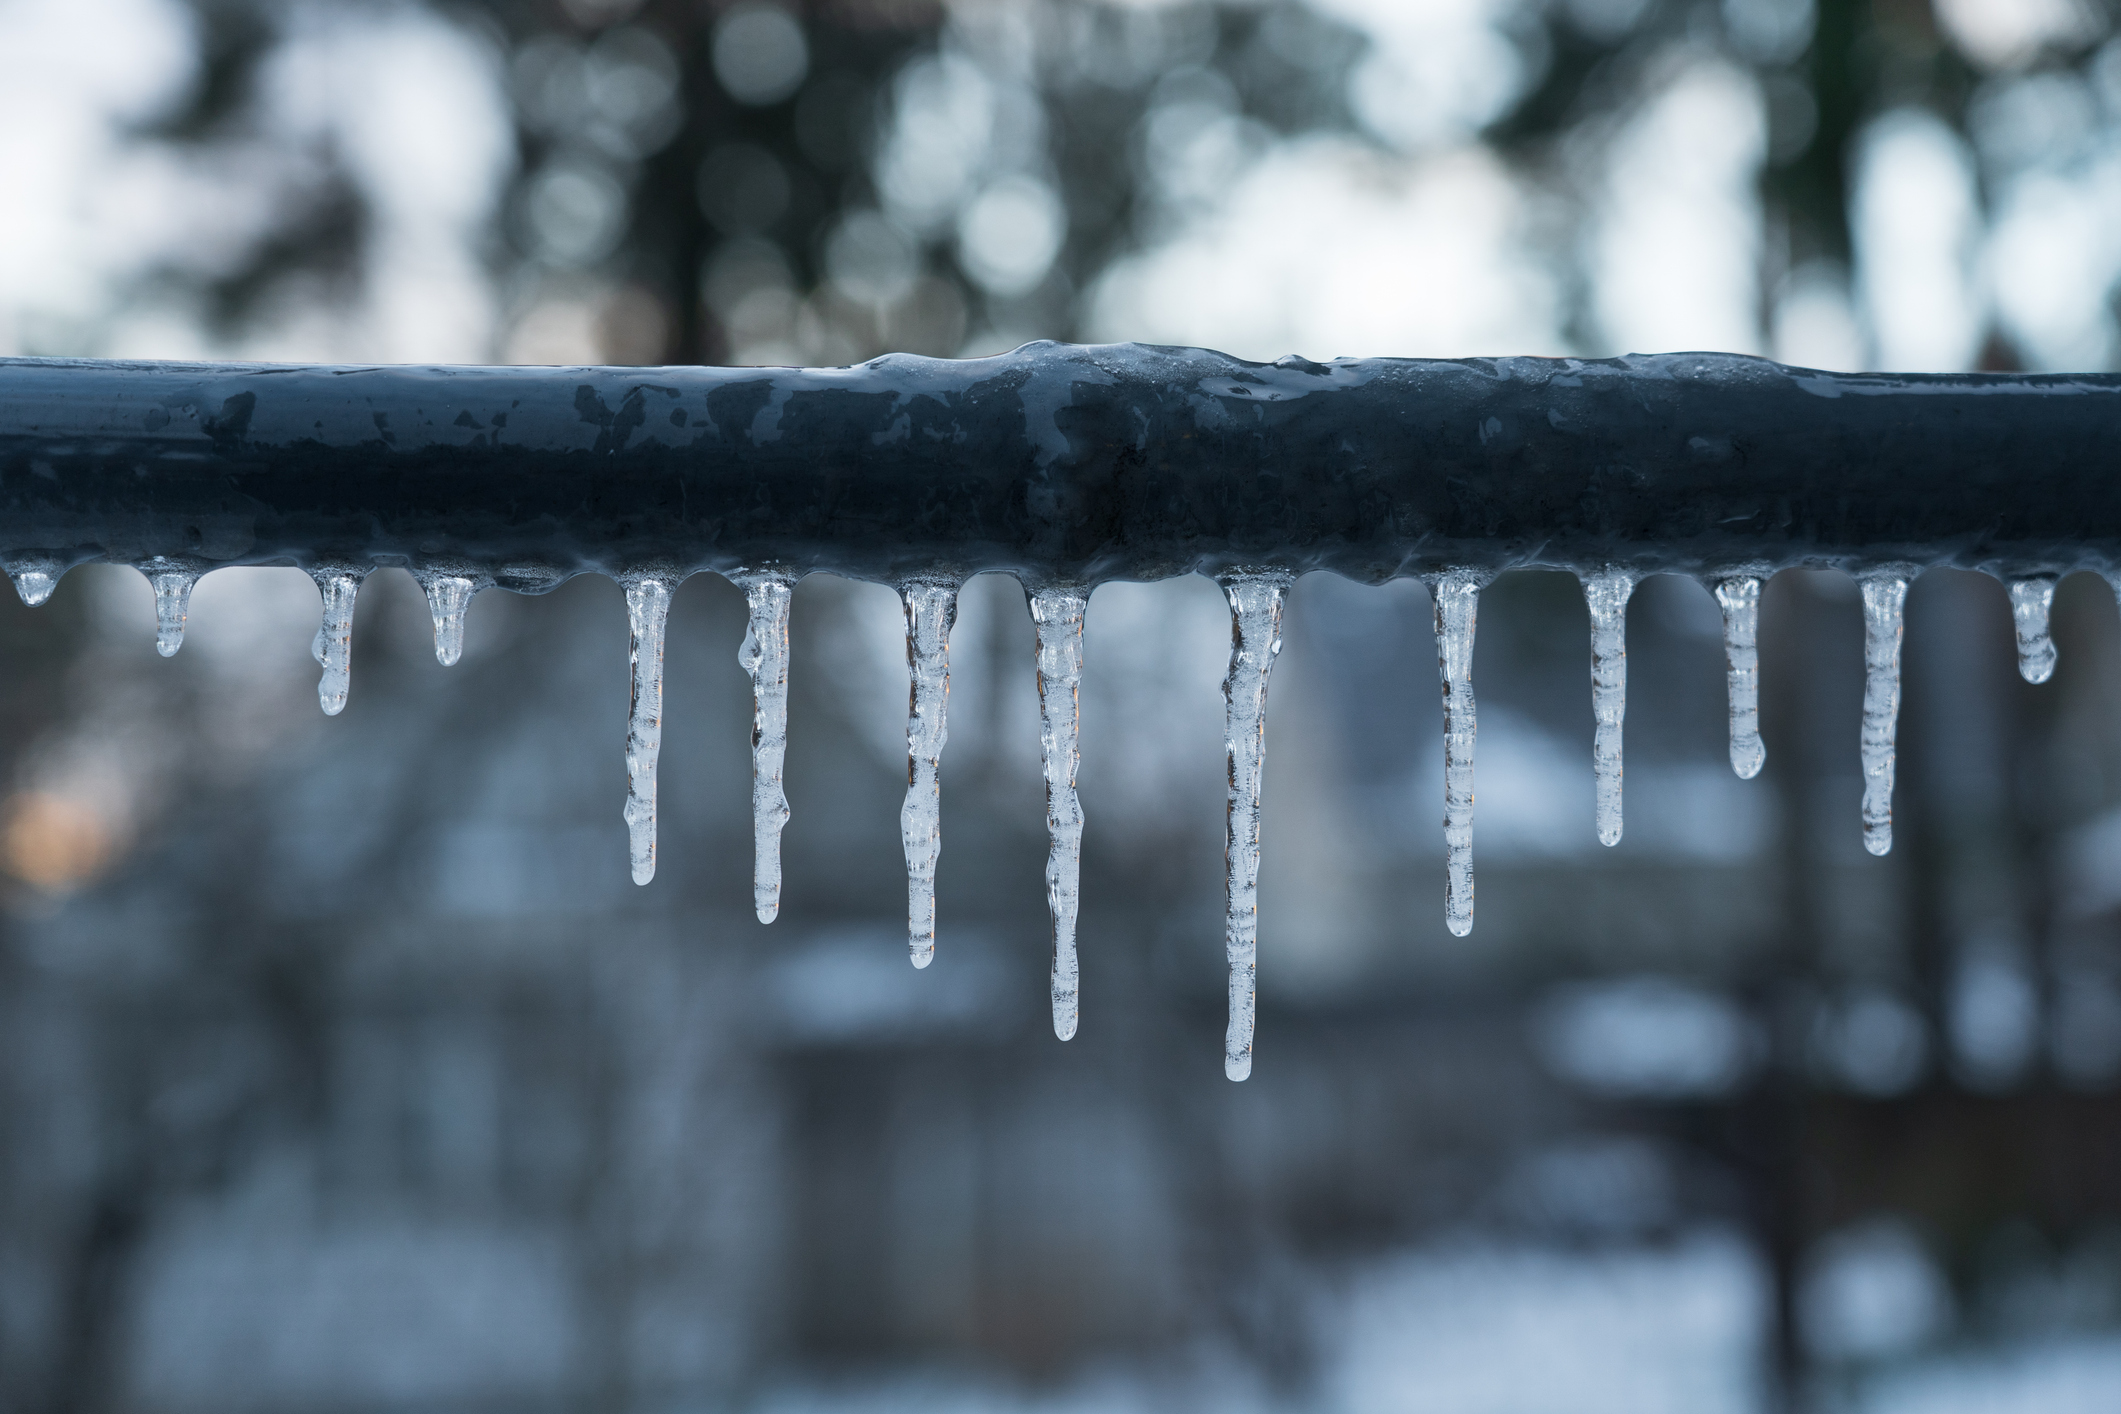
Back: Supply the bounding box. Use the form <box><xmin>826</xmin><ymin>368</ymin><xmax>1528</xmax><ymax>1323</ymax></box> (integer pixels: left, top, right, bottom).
<box><xmin>1031</xmin><ymin>585</ymin><xmax>1088</xmax><ymax>1042</ymax></box>
<box><xmin>11</xmin><ymin>567</ymin><xmax>56</xmax><ymax>607</ymax></box>
<box><xmin>1714</xmin><ymin>576</ymin><xmax>1765</xmax><ymax>779</ymax></box>
<box><xmin>148</xmin><ymin>567</ymin><xmax>198</xmax><ymax>657</ymax></box>
<box><xmin>1860</xmin><ymin>570</ymin><xmax>1910</xmax><ymax>857</ymax></box>
<box><xmin>424</xmin><ymin>576</ymin><xmax>477</xmax><ymax>666</ymax></box>
<box><xmin>2007</xmin><ymin>576</ymin><xmax>2056</xmax><ymax>685</ymax></box>
<box><xmin>309</xmin><ymin>568</ymin><xmax>365</xmax><ymax>716</ymax></box>
<box><xmin>623</xmin><ymin>576</ymin><xmax>673</xmax><ymax>886</ymax></box>
<box><xmin>1221</xmin><ymin>572</ymin><xmax>1290</xmax><ymax>1082</ymax></box>
<box><xmin>736</xmin><ymin>573</ymin><xmax>794</xmax><ymax>924</ymax></box>
<box><xmin>1430</xmin><ymin>570</ymin><xmax>1483</xmax><ymax>937</ymax></box>
<box><xmin>1582</xmin><ymin>569</ymin><xmax>1636</xmax><ymax>847</ymax></box>
<box><xmin>899</xmin><ymin>582</ymin><xmax>958</xmax><ymax>968</ymax></box>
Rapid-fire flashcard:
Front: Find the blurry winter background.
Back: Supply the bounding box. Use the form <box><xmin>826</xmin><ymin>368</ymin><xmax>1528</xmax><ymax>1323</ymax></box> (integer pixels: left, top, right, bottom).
<box><xmin>5</xmin><ymin>0</ymin><xmax>2121</xmax><ymax>1411</ymax></box>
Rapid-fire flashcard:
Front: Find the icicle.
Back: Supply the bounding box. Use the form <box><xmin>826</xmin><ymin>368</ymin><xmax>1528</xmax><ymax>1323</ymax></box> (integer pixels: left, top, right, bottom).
<box><xmin>1582</xmin><ymin>570</ymin><xmax>1636</xmax><ymax>846</ymax></box>
<box><xmin>1221</xmin><ymin>572</ymin><xmax>1290</xmax><ymax>1082</ymax></box>
<box><xmin>1859</xmin><ymin>570</ymin><xmax>1910</xmax><ymax>857</ymax></box>
<box><xmin>309</xmin><ymin>568</ymin><xmax>366</xmax><ymax>716</ymax></box>
<box><xmin>623</xmin><ymin>576</ymin><xmax>674</xmax><ymax>886</ymax></box>
<box><xmin>424</xmin><ymin>576</ymin><xmax>477</xmax><ymax>666</ymax></box>
<box><xmin>900</xmin><ymin>581</ymin><xmax>958</xmax><ymax>969</ymax></box>
<box><xmin>1031</xmin><ymin>585</ymin><xmax>1088</xmax><ymax>1042</ymax></box>
<box><xmin>148</xmin><ymin>567</ymin><xmax>197</xmax><ymax>658</ymax></box>
<box><xmin>1430</xmin><ymin>570</ymin><xmax>1482</xmax><ymax>937</ymax></box>
<box><xmin>10</xmin><ymin>565</ymin><xmax>56</xmax><ymax>608</ymax></box>
<box><xmin>1714</xmin><ymin>576</ymin><xmax>1765</xmax><ymax>779</ymax></box>
<box><xmin>2007</xmin><ymin>576</ymin><xmax>2056</xmax><ymax>685</ymax></box>
<box><xmin>736</xmin><ymin>574</ymin><xmax>794</xmax><ymax>923</ymax></box>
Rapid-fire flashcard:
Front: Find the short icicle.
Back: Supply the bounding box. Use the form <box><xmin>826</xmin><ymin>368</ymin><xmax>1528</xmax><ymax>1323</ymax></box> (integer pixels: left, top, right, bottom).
<box><xmin>148</xmin><ymin>566</ymin><xmax>198</xmax><ymax>658</ymax></box>
<box><xmin>1582</xmin><ymin>570</ymin><xmax>1636</xmax><ymax>846</ymax></box>
<box><xmin>736</xmin><ymin>574</ymin><xmax>794</xmax><ymax>924</ymax></box>
<box><xmin>1859</xmin><ymin>570</ymin><xmax>1911</xmax><ymax>857</ymax></box>
<box><xmin>1430</xmin><ymin>570</ymin><xmax>1483</xmax><ymax>937</ymax></box>
<box><xmin>424</xmin><ymin>576</ymin><xmax>477</xmax><ymax>666</ymax></box>
<box><xmin>309</xmin><ymin>568</ymin><xmax>367</xmax><ymax>716</ymax></box>
<box><xmin>900</xmin><ymin>582</ymin><xmax>958</xmax><ymax>969</ymax></box>
<box><xmin>2007</xmin><ymin>576</ymin><xmax>2057</xmax><ymax>685</ymax></box>
<box><xmin>1031</xmin><ymin>586</ymin><xmax>1088</xmax><ymax>1042</ymax></box>
<box><xmin>10</xmin><ymin>566</ymin><xmax>56</xmax><ymax>608</ymax></box>
<box><xmin>623</xmin><ymin>576</ymin><xmax>674</xmax><ymax>886</ymax></box>
<box><xmin>1221</xmin><ymin>572</ymin><xmax>1290</xmax><ymax>1082</ymax></box>
<box><xmin>1714</xmin><ymin>576</ymin><xmax>1765</xmax><ymax>779</ymax></box>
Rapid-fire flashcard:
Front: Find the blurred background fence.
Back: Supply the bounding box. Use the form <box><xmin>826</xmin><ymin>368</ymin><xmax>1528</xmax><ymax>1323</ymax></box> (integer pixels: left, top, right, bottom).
<box><xmin>6</xmin><ymin>1</ymin><xmax>2121</xmax><ymax>1411</ymax></box>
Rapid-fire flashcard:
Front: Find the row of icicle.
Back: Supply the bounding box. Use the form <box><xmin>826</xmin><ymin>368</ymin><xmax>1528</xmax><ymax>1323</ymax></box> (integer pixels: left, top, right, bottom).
<box><xmin>9</xmin><ymin>559</ymin><xmax>2068</xmax><ymax>1081</ymax></box>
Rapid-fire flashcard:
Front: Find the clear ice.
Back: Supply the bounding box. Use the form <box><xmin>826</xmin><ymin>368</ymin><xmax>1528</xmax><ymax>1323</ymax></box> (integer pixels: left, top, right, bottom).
<box><xmin>2007</xmin><ymin>576</ymin><xmax>2056</xmax><ymax>685</ymax></box>
<box><xmin>1430</xmin><ymin>571</ymin><xmax>1482</xmax><ymax>937</ymax></box>
<box><xmin>310</xmin><ymin>569</ymin><xmax>365</xmax><ymax>716</ymax></box>
<box><xmin>148</xmin><ymin>566</ymin><xmax>197</xmax><ymax>657</ymax></box>
<box><xmin>1221</xmin><ymin>573</ymin><xmax>1289</xmax><ymax>1082</ymax></box>
<box><xmin>623</xmin><ymin>576</ymin><xmax>673</xmax><ymax>886</ymax></box>
<box><xmin>1582</xmin><ymin>570</ymin><xmax>1636</xmax><ymax>846</ymax></box>
<box><xmin>737</xmin><ymin>574</ymin><xmax>794</xmax><ymax>924</ymax></box>
<box><xmin>1714</xmin><ymin>576</ymin><xmax>1765</xmax><ymax>779</ymax></box>
<box><xmin>1031</xmin><ymin>586</ymin><xmax>1088</xmax><ymax>1042</ymax></box>
<box><xmin>1859</xmin><ymin>571</ymin><xmax>1909</xmax><ymax>857</ymax></box>
<box><xmin>10</xmin><ymin>567</ymin><xmax>55</xmax><ymax>608</ymax></box>
<box><xmin>424</xmin><ymin>575</ymin><xmax>477</xmax><ymax>666</ymax></box>
<box><xmin>900</xmin><ymin>582</ymin><xmax>957</xmax><ymax>969</ymax></box>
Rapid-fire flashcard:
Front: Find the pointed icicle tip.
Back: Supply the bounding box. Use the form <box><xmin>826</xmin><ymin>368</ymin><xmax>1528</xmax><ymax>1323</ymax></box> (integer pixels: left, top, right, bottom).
<box><xmin>148</xmin><ymin>568</ymin><xmax>197</xmax><ymax>658</ymax></box>
<box><xmin>1582</xmin><ymin>569</ymin><xmax>1636</xmax><ymax>848</ymax></box>
<box><xmin>623</xmin><ymin>576</ymin><xmax>674</xmax><ymax>887</ymax></box>
<box><xmin>2007</xmin><ymin>576</ymin><xmax>2057</xmax><ymax>685</ymax></box>
<box><xmin>1713</xmin><ymin>576</ymin><xmax>1766</xmax><ymax>780</ymax></box>
<box><xmin>1220</xmin><ymin>572</ymin><xmax>1290</xmax><ymax>1081</ymax></box>
<box><xmin>1859</xmin><ymin>571</ymin><xmax>1911</xmax><ymax>857</ymax></box>
<box><xmin>899</xmin><ymin>581</ymin><xmax>959</xmax><ymax>967</ymax></box>
<box><xmin>425</xmin><ymin>575</ymin><xmax>477</xmax><ymax>667</ymax></box>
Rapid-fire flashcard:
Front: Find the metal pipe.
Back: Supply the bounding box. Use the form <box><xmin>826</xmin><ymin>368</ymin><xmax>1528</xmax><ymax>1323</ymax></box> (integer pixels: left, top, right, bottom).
<box><xmin>4</xmin><ymin>344</ymin><xmax>2117</xmax><ymax>590</ymax></box>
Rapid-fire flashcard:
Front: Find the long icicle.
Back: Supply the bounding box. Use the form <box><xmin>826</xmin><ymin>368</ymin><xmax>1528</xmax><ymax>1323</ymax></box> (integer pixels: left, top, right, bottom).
<box><xmin>900</xmin><ymin>582</ymin><xmax>958</xmax><ymax>969</ymax></box>
<box><xmin>1859</xmin><ymin>570</ymin><xmax>1910</xmax><ymax>857</ymax></box>
<box><xmin>310</xmin><ymin>567</ymin><xmax>366</xmax><ymax>716</ymax></box>
<box><xmin>1031</xmin><ymin>585</ymin><xmax>1088</xmax><ymax>1042</ymax></box>
<box><xmin>623</xmin><ymin>576</ymin><xmax>674</xmax><ymax>886</ymax></box>
<box><xmin>737</xmin><ymin>574</ymin><xmax>795</xmax><ymax>924</ymax></box>
<box><xmin>424</xmin><ymin>575</ymin><xmax>477</xmax><ymax>666</ymax></box>
<box><xmin>1582</xmin><ymin>569</ymin><xmax>1636</xmax><ymax>846</ymax></box>
<box><xmin>1221</xmin><ymin>573</ymin><xmax>1290</xmax><ymax>1082</ymax></box>
<box><xmin>2008</xmin><ymin>576</ymin><xmax>2057</xmax><ymax>685</ymax></box>
<box><xmin>1714</xmin><ymin>576</ymin><xmax>1765</xmax><ymax>779</ymax></box>
<box><xmin>148</xmin><ymin>566</ymin><xmax>198</xmax><ymax>658</ymax></box>
<box><xmin>1431</xmin><ymin>570</ymin><xmax>1482</xmax><ymax>937</ymax></box>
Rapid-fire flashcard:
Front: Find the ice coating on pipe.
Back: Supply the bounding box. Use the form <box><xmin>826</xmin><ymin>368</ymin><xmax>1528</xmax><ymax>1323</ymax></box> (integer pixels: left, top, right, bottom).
<box><xmin>1031</xmin><ymin>586</ymin><xmax>1088</xmax><ymax>1042</ymax></box>
<box><xmin>1220</xmin><ymin>573</ymin><xmax>1289</xmax><ymax>1082</ymax></box>
<box><xmin>623</xmin><ymin>576</ymin><xmax>673</xmax><ymax>886</ymax></box>
<box><xmin>899</xmin><ymin>582</ymin><xmax>957</xmax><ymax>969</ymax></box>
<box><xmin>148</xmin><ymin>566</ymin><xmax>196</xmax><ymax>658</ymax></box>
<box><xmin>309</xmin><ymin>568</ymin><xmax>364</xmax><ymax>716</ymax></box>
<box><xmin>1582</xmin><ymin>569</ymin><xmax>1636</xmax><ymax>847</ymax></box>
<box><xmin>1430</xmin><ymin>570</ymin><xmax>1482</xmax><ymax>937</ymax></box>
<box><xmin>1859</xmin><ymin>571</ymin><xmax>1910</xmax><ymax>857</ymax></box>
<box><xmin>737</xmin><ymin>574</ymin><xmax>794</xmax><ymax>924</ymax></box>
<box><xmin>424</xmin><ymin>575</ymin><xmax>477</xmax><ymax>666</ymax></box>
<box><xmin>1714</xmin><ymin>576</ymin><xmax>1765</xmax><ymax>780</ymax></box>
<box><xmin>2008</xmin><ymin>576</ymin><xmax>2056</xmax><ymax>685</ymax></box>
